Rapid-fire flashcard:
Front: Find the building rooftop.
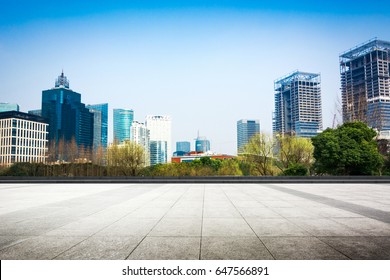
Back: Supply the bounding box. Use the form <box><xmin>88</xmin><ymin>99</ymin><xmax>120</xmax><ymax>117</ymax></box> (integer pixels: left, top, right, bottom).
<box><xmin>0</xmin><ymin>111</ymin><xmax>47</xmax><ymax>123</ymax></box>
<box><xmin>340</xmin><ymin>38</ymin><xmax>390</xmax><ymax>62</ymax></box>
<box><xmin>274</xmin><ymin>70</ymin><xmax>320</xmax><ymax>90</ymax></box>
<box><xmin>54</xmin><ymin>71</ymin><xmax>70</xmax><ymax>89</ymax></box>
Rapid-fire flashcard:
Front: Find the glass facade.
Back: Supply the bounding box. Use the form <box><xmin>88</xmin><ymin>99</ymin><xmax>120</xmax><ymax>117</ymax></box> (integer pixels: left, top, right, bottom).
<box><xmin>150</xmin><ymin>140</ymin><xmax>167</xmax><ymax>165</ymax></box>
<box><xmin>176</xmin><ymin>141</ymin><xmax>191</xmax><ymax>153</ymax></box>
<box><xmin>195</xmin><ymin>137</ymin><xmax>210</xmax><ymax>153</ymax></box>
<box><xmin>113</xmin><ymin>108</ymin><xmax>134</xmax><ymax>144</ymax></box>
<box><xmin>237</xmin><ymin>119</ymin><xmax>260</xmax><ymax>153</ymax></box>
<box><xmin>146</xmin><ymin>115</ymin><xmax>172</xmax><ymax>164</ymax></box>
<box><xmin>28</xmin><ymin>109</ymin><xmax>42</xmax><ymax>116</ymax></box>
<box><xmin>0</xmin><ymin>103</ymin><xmax>19</xmax><ymax>113</ymax></box>
<box><xmin>86</xmin><ymin>103</ymin><xmax>108</xmax><ymax>150</ymax></box>
<box><xmin>131</xmin><ymin>121</ymin><xmax>150</xmax><ymax>166</ymax></box>
<box><xmin>41</xmin><ymin>72</ymin><xmax>93</xmax><ymax>160</ymax></box>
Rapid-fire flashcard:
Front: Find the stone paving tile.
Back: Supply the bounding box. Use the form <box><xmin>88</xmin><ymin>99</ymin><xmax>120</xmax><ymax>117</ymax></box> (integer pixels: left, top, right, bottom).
<box><xmin>96</xmin><ymin>218</ymin><xmax>159</xmax><ymax>236</ymax></box>
<box><xmin>331</xmin><ymin>217</ymin><xmax>390</xmax><ymax>236</ymax></box>
<box><xmin>204</xmin><ymin>200</ymin><xmax>232</xmax><ymax>208</ymax></box>
<box><xmin>0</xmin><ymin>236</ymin><xmax>86</xmax><ymax>260</ymax></box>
<box><xmin>230</xmin><ymin>200</ymin><xmax>266</xmax><ymax>208</ymax></box>
<box><xmin>201</xmin><ymin>237</ymin><xmax>274</xmax><ymax>260</ymax></box>
<box><xmin>127</xmin><ymin>237</ymin><xmax>201</xmax><ymax>260</ymax></box>
<box><xmin>271</xmin><ymin>207</ymin><xmax>319</xmax><ymax>218</ymax></box>
<box><xmin>148</xmin><ymin>218</ymin><xmax>202</xmax><ymax>237</ymax></box>
<box><xmin>313</xmin><ymin>207</ymin><xmax>364</xmax><ymax>218</ymax></box>
<box><xmin>202</xmin><ymin>218</ymin><xmax>256</xmax><ymax>237</ymax></box>
<box><xmin>318</xmin><ymin>236</ymin><xmax>390</xmax><ymax>259</ymax></box>
<box><xmin>126</xmin><ymin>207</ymin><xmax>170</xmax><ymax>219</ymax></box>
<box><xmin>247</xmin><ymin>218</ymin><xmax>310</xmax><ymax>237</ymax></box>
<box><xmin>260</xmin><ymin>200</ymin><xmax>295</xmax><ymax>208</ymax></box>
<box><xmin>44</xmin><ymin>215</ymin><xmax>117</xmax><ymax>237</ymax></box>
<box><xmin>288</xmin><ymin>218</ymin><xmax>363</xmax><ymax>236</ymax></box>
<box><xmin>55</xmin><ymin>236</ymin><xmax>142</xmax><ymax>260</ymax></box>
<box><xmin>261</xmin><ymin>237</ymin><xmax>349</xmax><ymax>260</ymax></box>
<box><xmin>0</xmin><ymin>235</ymin><xmax>33</xmax><ymax>251</ymax></box>
<box><xmin>1</xmin><ymin>183</ymin><xmax>390</xmax><ymax>260</ymax></box>
<box><xmin>165</xmin><ymin>207</ymin><xmax>203</xmax><ymax>218</ymax></box>
<box><xmin>174</xmin><ymin>200</ymin><xmax>203</xmax><ymax>208</ymax></box>
<box><xmin>143</xmin><ymin>200</ymin><xmax>177</xmax><ymax>208</ymax></box>
<box><xmin>237</xmin><ymin>207</ymin><xmax>283</xmax><ymax>219</ymax></box>
<box><xmin>203</xmin><ymin>207</ymin><xmax>241</xmax><ymax>218</ymax></box>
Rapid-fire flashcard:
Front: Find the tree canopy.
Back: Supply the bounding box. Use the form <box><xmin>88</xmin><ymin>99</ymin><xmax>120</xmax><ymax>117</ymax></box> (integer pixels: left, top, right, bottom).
<box><xmin>312</xmin><ymin>122</ymin><xmax>383</xmax><ymax>175</ymax></box>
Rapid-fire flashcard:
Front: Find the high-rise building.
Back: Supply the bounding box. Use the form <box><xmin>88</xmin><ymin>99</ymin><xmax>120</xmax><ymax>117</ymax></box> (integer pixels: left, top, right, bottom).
<box><xmin>176</xmin><ymin>141</ymin><xmax>191</xmax><ymax>153</ymax></box>
<box><xmin>131</xmin><ymin>121</ymin><xmax>150</xmax><ymax>166</ymax></box>
<box><xmin>86</xmin><ymin>103</ymin><xmax>108</xmax><ymax>150</ymax></box>
<box><xmin>340</xmin><ymin>38</ymin><xmax>390</xmax><ymax>130</ymax></box>
<box><xmin>146</xmin><ymin>115</ymin><xmax>172</xmax><ymax>165</ymax></box>
<box><xmin>113</xmin><ymin>108</ymin><xmax>134</xmax><ymax>144</ymax></box>
<box><xmin>0</xmin><ymin>111</ymin><xmax>48</xmax><ymax>167</ymax></box>
<box><xmin>28</xmin><ymin>109</ymin><xmax>42</xmax><ymax>116</ymax></box>
<box><xmin>237</xmin><ymin>119</ymin><xmax>260</xmax><ymax>153</ymax></box>
<box><xmin>273</xmin><ymin>71</ymin><xmax>322</xmax><ymax>138</ymax></box>
<box><xmin>0</xmin><ymin>103</ymin><xmax>19</xmax><ymax>113</ymax></box>
<box><xmin>88</xmin><ymin>108</ymin><xmax>102</xmax><ymax>152</ymax></box>
<box><xmin>195</xmin><ymin>136</ymin><xmax>210</xmax><ymax>153</ymax></box>
<box><xmin>41</xmin><ymin>71</ymin><xmax>93</xmax><ymax>160</ymax></box>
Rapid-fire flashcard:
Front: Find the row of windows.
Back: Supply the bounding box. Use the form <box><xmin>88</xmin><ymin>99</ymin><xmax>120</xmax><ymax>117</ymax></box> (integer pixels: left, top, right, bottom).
<box><xmin>0</xmin><ymin>137</ymin><xmax>47</xmax><ymax>147</ymax></box>
<box><xmin>0</xmin><ymin>119</ymin><xmax>47</xmax><ymax>131</ymax></box>
<box><xmin>0</xmin><ymin>155</ymin><xmax>47</xmax><ymax>166</ymax></box>
<box><xmin>0</xmin><ymin>128</ymin><xmax>47</xmax><ymax>139</ymax></box>
<box><xmin>0</xmin><ymin>146</ymin><xmax>47</xmax><ymax>156</ymax></box>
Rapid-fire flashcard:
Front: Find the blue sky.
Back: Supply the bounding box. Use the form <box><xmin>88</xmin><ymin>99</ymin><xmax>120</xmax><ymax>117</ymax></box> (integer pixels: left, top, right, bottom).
<box><xmin>1</xmin><ymin>1</ymin><xmax>390</xmax><ymax>154</ymax></box>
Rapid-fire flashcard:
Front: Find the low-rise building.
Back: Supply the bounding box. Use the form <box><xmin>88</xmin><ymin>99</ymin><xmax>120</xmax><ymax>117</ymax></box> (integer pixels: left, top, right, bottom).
<box><xmin>171</xmin><ymin>151</ymin><xmax>234</xmax><ymax>163</ymax></box>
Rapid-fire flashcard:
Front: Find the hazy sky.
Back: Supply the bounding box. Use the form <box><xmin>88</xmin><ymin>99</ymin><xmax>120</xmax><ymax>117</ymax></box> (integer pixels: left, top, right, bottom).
<box><xmin>1</xmin><ymin>1</ymin><xmax>390</xmax><ymax>155</ymax></box>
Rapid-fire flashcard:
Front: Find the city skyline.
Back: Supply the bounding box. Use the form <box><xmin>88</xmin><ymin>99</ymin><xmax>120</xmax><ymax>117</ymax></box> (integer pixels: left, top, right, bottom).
<box><xmin>1</xmin><ymin>1</ymin><xmax>390</xmax><ymax>155</ymax></box>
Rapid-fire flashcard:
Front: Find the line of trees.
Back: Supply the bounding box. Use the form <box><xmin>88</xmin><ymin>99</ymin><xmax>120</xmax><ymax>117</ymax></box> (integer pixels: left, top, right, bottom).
<box><xmin>1</xmin><ymin>121</ymin><xmax>389</xmax><ymax>176</ymax></box>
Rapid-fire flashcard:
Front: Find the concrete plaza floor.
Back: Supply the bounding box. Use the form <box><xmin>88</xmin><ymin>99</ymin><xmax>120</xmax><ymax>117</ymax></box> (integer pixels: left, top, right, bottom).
<box><xmin>0</xmin><ymin>183</ymin><xmax>390</xmax><ymax>260</ymax></box>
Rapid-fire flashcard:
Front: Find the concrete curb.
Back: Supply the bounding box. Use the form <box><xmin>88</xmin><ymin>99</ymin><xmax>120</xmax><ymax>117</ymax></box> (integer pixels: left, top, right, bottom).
<box><xmin>1</xmin><ymin>176</ymin><xmax>390</xmax><ymax>184</ymax></box>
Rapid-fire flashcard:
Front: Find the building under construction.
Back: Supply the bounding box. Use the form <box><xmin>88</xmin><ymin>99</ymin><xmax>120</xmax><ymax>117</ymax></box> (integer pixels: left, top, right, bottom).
<box><xmin>273</xmin><ymin>71</ymin><xmax>322</xmax><ymax>138</ymax></box>
<box><xmin>340</xmin><ymin>38</ymin><xmax>390</xmax><ymax>130</ymax></box>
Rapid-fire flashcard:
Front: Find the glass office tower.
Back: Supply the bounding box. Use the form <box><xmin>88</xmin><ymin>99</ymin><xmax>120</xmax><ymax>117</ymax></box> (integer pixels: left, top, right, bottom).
<box><xmin>113</xmin><ymin>108</ymin><xmax>134</xmax><ymax>144</ymax></box>
<box><xmin>146</xmin><ymin>115</ymin><xmax>172</xmax><ymax>165</ymax></box>
<box><xmin>176</xmin><ymin>141</ymin><xmax>191</xmax><ymax>153</ymax></box>
<box><xmin>41</xmin><ymin>72</ymin><xmax>93</xmax><ymax>160</ymax></box>
<box><xmin>237</xmin><ymin>119</ymin><xmax>260</xmax><ymax>153</ymax></box>
<box><xmin>86</xmin><ymin>103</ymin><xmax>108</xmax><ymax>150</ymax></box>
<box><xmin>0</xmin><ymin>103</ymin><xmax>19</xmax><ymax>113</ymax></box>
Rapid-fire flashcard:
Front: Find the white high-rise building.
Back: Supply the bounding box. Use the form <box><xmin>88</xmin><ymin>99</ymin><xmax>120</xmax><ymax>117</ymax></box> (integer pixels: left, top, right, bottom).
<box><xmin>131</xmin><ymin>121</ymin><xmax>150</xmax><ymax>166</ymax></box>
<box><xmin>0</xmin><ymin>111</ymin><xmax>48</xmax><ymax>167</ymax></box>
<box><xmin>145</xmin><ymin>115</ymin><xmax>172</xmax><ymax>165</ymax></box>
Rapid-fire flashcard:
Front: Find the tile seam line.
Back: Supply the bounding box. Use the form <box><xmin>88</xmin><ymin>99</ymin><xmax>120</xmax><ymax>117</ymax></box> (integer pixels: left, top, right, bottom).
<box><xmin>0</xmin><ymin>184</ymin><xmax>159</xmax><ymax>221</ymax></box>
<box><xmin>51</xmin><ymin>184</ymin><xmax>174</xmax><ymax>260</ymax></box>
<box><xmin>8</xmin><ymin>185</ymin><xmax>164</xmax><ymax>243</ymax></box>
<box><xmin>220</xmin><ymin>183</ymin><xmax>276</xmax><ymax>260</ymax></box>
<box><xmin>199</xmin><ymin>184</ymin><xmax>205</xmax><ymax>260</ymax></box>
<box><xmin>124</xmin><ymin>184</ymin><xmax>191</xmax><ymax>260</ymax></box>
<box><xmin>264</xmin><ymin>184</ymin><xmax>390</xmax><ymax>225</ymax></box>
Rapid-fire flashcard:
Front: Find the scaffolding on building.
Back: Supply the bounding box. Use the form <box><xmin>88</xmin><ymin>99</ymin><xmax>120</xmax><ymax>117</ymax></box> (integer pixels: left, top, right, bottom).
<box><xmin>273</xmin><ymin>70</ymin><xmax>322</xmax><ymax>138</ymax></box>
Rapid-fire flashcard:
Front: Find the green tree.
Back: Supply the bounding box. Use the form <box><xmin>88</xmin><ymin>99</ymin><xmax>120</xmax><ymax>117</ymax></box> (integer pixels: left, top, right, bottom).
<box><xmin>242</xmin><ymin>133</ymin><xmax>276</xmax><ymax>175</ymax></box>
<box><xmin>276</xmin><ymin>135</ymin><xmax>314</xmax><ymax>174</ymax></box>
<box><xmin>107</xmin><ymin>141</ymin><xmax>145</xmax><ymax>176</ymax></box>
<box><xmin>218</xmin><ymin>159</ymin><xmax>243</xmax><ymax>176</ymax></box>
<box><xmin>312</xmin><ymin>122</ymin><xmax>383</xmax><ymax>175</ymax></box>
<box><xmin>282</xmin><ymin>163</ymin><xmax>308</xmax><ymax>176</ymax></box>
